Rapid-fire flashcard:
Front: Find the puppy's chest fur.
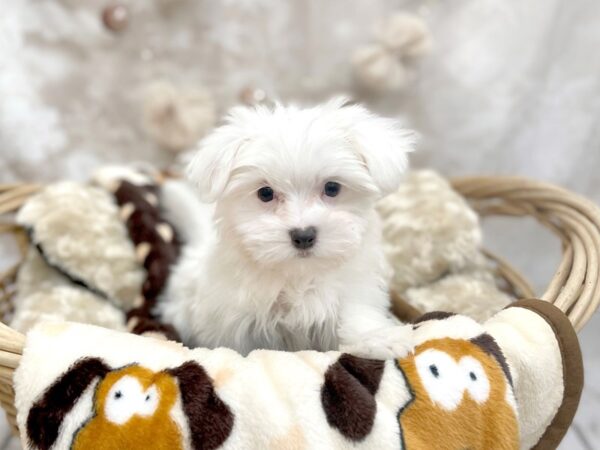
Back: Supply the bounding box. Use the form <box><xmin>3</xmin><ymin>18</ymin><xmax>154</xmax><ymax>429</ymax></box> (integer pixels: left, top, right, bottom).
<box><xmin>271</xmin><ymin>281</ymin><xmax>340</xmax><ymax>329</ymax></box>
<box><xmin>159</xmin><ymin>249</ymin><xmax>345</xmax><ymax>354</ymax></box>
<box><xmin>263</xmin><ymin>281</ymin><xmax>341</xmax><ymax>348</ymax></box>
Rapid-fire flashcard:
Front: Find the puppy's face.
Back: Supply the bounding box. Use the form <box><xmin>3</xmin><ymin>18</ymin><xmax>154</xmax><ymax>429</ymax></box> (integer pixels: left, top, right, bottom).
<box><xmin>188</xmin><ymin>98</ymin><xmax>414</xmax><ymax>269</ymax></box>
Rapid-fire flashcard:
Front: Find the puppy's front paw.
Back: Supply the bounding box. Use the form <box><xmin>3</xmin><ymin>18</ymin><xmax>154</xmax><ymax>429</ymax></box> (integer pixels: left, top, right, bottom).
<box><xmin>340</xmin><ymin>325</ymin><xmax>414</xmax><ymax>360</ymax></box>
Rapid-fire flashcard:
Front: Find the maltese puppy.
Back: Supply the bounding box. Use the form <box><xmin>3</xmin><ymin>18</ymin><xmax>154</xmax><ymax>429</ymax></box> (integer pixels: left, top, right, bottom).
<box><xmin>158</xmin><ymin>97</ymin><xmax>415</xmax><ymax>358</ymax></box>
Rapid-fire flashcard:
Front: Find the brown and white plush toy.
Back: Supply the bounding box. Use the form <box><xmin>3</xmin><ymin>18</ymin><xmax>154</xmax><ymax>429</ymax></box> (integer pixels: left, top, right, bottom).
<box><xmin>12</xmin><ymin>167</ymin><xmax>182</xmax><ymax>340</ymax></box>
<box><xmin>12</xmin><ymin>182</ymin><xmax>142</xmax><ymax>332</ymax></box>
<box><xmin>352</xmin><ymin>12</ymin><xmax>433</xmax><ymax>93</ymax></box>
<box><xmin>15</xmin><ymin>299</ymin><xmax>582</xmax><ymax>449</ymax></box>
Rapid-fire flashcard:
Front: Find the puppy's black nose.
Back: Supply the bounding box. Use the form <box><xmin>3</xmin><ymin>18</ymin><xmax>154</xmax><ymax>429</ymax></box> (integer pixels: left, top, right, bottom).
<box><xmin>290</xmin><ymin>227</ymin><xmax>317</xmax><ymax>250</ymax></box>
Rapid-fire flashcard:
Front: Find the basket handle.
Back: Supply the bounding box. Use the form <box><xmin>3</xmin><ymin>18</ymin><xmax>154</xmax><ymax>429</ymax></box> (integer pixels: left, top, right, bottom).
<box><xmin>451</xmin><ymin>176</ymin><xmax>600</xmax><ymax>331</ymax></box>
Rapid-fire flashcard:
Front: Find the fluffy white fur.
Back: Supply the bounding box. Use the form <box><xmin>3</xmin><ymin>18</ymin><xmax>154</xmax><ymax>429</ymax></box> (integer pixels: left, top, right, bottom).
<box><xmin>158</xmin><ymin>98</ymin><xmax>416</xmax><ymax>357</ymax></box>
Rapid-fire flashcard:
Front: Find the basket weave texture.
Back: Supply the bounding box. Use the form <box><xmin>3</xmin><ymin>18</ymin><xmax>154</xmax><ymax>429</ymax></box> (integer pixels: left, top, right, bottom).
<box><xmin>0</xmin><ymin>176</ymin><xmax>599</xmax><ymax>435</ymax></box>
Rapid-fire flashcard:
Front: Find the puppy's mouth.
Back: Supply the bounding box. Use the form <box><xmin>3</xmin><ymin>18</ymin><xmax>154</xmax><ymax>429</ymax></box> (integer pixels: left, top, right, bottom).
<box><xmin>297</xmin><ymin>249</ymin><xmax>313</xmax><ymax>258</ymax></box>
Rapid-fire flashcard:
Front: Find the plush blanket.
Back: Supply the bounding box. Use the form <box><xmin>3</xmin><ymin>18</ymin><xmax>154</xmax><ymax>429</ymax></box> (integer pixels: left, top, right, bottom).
<box><xmin>15</xmin><ymin>299</ymin><xmax>582</xmax><ymax>450</ymax></box>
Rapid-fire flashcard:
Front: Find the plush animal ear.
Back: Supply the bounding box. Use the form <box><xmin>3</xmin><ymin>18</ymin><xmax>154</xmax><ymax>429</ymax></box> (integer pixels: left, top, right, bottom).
<box><xmin>186</xmin><ymin>107</ymin><xmax>251</xmax><ymax>203</ymax></box>
<box><xmin>26</xmin><ymin>357</ymin><xmax>111</xmax><ymax>450</ymax></box>
<box><xmin>334</xmin><ymin>99</ymin><xmax>416</xmax><ymax>196</ymax></box>
<box><xmin>167</xmin><ymin>361</ymin><xmax>234</xmax><ymax>450</ymax></box>
<box><xmin>321</xmin><ymin>354</ymin><xmax>385</xmax><ymax>441</ymax></box>
<box><xmin>471</xmin><ymin>333</ymin><xmax>513</xmax><ymax>386</ymax></box>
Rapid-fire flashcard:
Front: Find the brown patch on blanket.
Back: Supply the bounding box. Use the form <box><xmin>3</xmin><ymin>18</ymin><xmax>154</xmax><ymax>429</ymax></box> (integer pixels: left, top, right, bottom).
<box><xmin>321</xmin><ymin>354</ymin><xmax>385</xmax><ymax>441</ymax></box>
<box><xmin>397</xmin><ymin>338</ymin><xmax>518</xmax><ymax>450</ymax></box>
<box><xmin>167</xmin><ymin>361</ymin><xmax>234</xmax><ymax>450</ymax></box>
<box><xmin>268</xmin><ymin>425</ymin><xmax>307</xmax><ymax>450</ymax></box>
<box><xmin>27</xmin><ymin>358</ymin><xmax>111</xmax><ymax>450</ymax></box>
<box><xmin>471</xmin><ymin>333</ymin><xmax>512</xmax><ymax>386</ymax></box>
<box><xmin>412</xmin><ymin>311</ymin><xmax>456</xmax><ymax>325</ymax></box>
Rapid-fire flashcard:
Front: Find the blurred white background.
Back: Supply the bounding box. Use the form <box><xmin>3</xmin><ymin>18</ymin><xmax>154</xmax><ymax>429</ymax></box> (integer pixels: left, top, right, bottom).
<box><xmin>1</xmin><ymin>0</ymin><xmax>599</xmax><ymax>447</ymax></box>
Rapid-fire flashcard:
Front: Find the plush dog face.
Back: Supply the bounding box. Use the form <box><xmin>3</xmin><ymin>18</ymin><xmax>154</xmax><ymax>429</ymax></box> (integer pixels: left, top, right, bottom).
<box><xmin>188</xmin><ymin>98</ymin><xmax>414</xmax><ymax>269</ymax></box>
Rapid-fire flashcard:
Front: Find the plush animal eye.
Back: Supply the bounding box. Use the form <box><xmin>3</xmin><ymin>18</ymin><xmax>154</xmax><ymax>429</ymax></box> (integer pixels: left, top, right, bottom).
<box><xmin>257</xmin><ymin>186</ymin><xmax>274</xmax><ymax>202</ymax></box>
<box><xmin>459</xmin><ymin>356</ymin><xmax>490</xmax><ymax>404</ymax></box>
<box><xmin>415</xmin><ymin>349</ymin><xmax>464</xmax><ymax>411</ymax></box>
<box><xmin>324</xmin><ymin>181</ymin><xmax>341</xmax><ymax>197</ymax></box>
<box><xmin>105</xmin><ymin>376</ymin><xmax>152</xmax><ymax>425</ymax></box>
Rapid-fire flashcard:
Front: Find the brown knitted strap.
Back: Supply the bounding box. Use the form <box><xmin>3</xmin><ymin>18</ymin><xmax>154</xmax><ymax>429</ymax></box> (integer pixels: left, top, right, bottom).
<box><xmin>112</xmin><ymin>180</ymin><xmax>182</xmax><ymax>342</ymax></box>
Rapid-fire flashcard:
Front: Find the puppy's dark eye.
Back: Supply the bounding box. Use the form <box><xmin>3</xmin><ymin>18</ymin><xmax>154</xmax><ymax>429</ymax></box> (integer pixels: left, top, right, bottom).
<box><xmin>257</xmin><ymin>186</ymin><xmax>274</xmax><ymax>202</ymax></box>
<box><xmin>324</xmin><ymin>181</ymin><xmax>341</xmax><ymax>197</ymax></box>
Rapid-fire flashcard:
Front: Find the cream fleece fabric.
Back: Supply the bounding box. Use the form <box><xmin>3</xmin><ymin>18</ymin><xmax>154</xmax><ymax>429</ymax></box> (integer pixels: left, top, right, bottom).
<box><xmin>12</xmin><ymin>182</ymin><xmax>145</xmax><ymax>333</ymax></box>
<box><xmin>484</xmin><ymin>307</ymin><xmax>563</xmax><ymax>449</ymax></box>
<box><xmin>11</xmin><ymin>250</ymin><xmax>126</xmax><ymax>333</ymax></box>
<box><xmin>15</xmin><ymin>311</ymin><xmax>522</xmax><ymax>450</ymax></box>
<box><xmin>378</xmin><ymin>170</ymin><xmax>512</xmax><ymax>321</ymax></box>
<box><xmin>16</xmin><ymin>181</ymin><xmax>144</xmax><ymax>310</ymax></box>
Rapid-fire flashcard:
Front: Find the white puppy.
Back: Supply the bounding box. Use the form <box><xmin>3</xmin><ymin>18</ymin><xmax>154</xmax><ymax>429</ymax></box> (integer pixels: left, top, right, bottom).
<box><xmin>158</xmin><ymin>97</ymin><xmax>415</xmax><ymax>358</ymax></box>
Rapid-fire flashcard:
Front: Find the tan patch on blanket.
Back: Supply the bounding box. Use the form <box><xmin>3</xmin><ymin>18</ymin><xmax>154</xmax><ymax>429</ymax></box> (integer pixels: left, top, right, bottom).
<box><xmin>72</xmin><ymin>365</ymin><xmax>183</xmax><ymax>450</ymax></box>
<box><xmin>268</xmin><ymin>425</ymin><xmax>306</xmax><ymax>450</ymax></box>
<box><xmin>397</xmin><ymin>338</ymin><xmax>518</xmax><ymax>450</ymax></box>
<box><xmin>212</xmin><ymin>366</ymin><xmax>235</xmax><ymax>388</ymax></box>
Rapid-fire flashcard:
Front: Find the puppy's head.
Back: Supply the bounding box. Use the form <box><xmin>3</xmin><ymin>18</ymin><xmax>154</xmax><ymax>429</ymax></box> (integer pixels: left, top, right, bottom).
<box><xmin>188</xmin><ymin>97</ymin><xmax>415</xmax><ymax>269</ymax></box>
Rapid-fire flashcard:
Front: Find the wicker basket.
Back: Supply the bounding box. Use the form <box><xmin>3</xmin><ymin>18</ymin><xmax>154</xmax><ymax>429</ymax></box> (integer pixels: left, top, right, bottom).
<box><xmin>0</xmin><ymin>176</ymin><xmax>599</xmax><ymax>437</ymax></box>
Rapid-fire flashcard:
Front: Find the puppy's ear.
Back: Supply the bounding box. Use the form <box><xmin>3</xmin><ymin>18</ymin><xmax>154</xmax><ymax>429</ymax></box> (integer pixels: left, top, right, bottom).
<box><xmin>186</xmin><ymin>107</ymin><xmax>250</xmax><ymax>203</ymax></box>
<box><xmin>335</xmin><ymin>99</ymin><xmax>416</xmax><ymax>196</ymax></box>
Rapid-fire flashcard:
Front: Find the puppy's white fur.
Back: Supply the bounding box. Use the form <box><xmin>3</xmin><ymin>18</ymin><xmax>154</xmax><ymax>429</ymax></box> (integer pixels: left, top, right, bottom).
<box><xmin>158</xmin><ymin>98</ymin><xmax>415</xmax><ymax>357</ymax></box>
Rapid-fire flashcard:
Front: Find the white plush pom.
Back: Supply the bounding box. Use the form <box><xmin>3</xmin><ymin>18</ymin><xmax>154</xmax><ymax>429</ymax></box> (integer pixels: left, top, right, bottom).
<box><xmin>377</xmin><ymin>13</ymin><xmax>433</xmax><ymax>58</ymax></box>
<box><xmin>352</xmin><ymin>44</ymin><xmax>408</xmax><ymax>91</ymax></box>
<box><xmin>142</xmin><ymin>81</ymin><xmax>216</xmax><ymax>153</ymax></box>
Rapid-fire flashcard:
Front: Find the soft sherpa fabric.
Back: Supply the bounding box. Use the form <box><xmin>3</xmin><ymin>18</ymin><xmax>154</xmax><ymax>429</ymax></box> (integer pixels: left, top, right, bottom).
<box><xmin>16</xmin><ymin>182</ymin><xmax>145</xmax><ymax>310</ymax></box>
<box><xmin>404</xmin><ymin>270</ymin><xmax>512</xmax><ymax>322</ymax></box>
<box><xmin>377</xmin><ymin>170</ymin><xmax>482</xmax><ymax>291</ymax></box>
<box><xmin>377</xmin><ymin>170</ymin><xmax>512</xmax><ymax>321</ymax></box>
<box><xmin>11</xmin><ymin>250</ymin><xmax>126</xmax><ymax>333</ymax></box>
<box><xmin>16</xmin><ymin>311</ymin><xmax>523</xmax><ymax>450</ymax></box>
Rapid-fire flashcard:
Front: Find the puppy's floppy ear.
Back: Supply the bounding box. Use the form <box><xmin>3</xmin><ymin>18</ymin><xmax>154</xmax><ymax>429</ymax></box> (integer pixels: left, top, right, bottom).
<box><xmin>186</xmin><ymin>107</ymin><xmax>250</xmax><ymax>203</ymax></box>
<box><xmin>335</xmin><ymin>98</ymin><xmax>416</xmax><ymax>196</ymax></box>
